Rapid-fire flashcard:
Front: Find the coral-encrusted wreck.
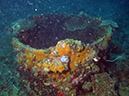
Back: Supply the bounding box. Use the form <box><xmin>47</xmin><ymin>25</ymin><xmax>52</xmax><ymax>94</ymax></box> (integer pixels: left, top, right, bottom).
<box><xmin>9</xmin><ymin>12</ymin><xmax>118</xmax><ymax>96</ymax></box>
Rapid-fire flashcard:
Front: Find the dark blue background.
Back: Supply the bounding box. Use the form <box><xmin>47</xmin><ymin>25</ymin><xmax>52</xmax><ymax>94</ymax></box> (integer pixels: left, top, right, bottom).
<box><xmin>0</xmin><ymin>0</ymin><xmax>129</xmax><ymax>31</ymax></box>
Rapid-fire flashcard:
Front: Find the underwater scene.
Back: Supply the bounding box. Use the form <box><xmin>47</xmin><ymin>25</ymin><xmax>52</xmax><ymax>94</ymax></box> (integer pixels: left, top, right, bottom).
<box><xmin>0</xmin><ymin>0</ymin><xmax>129</xmax><ymax>96</ymax></box>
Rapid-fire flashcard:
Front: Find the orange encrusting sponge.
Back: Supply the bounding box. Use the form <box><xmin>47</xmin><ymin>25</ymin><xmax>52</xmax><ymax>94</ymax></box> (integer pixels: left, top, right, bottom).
<box><xmin>14</xmin><ymin>39</ymin><xmax>94</xmax><ymax>80</ymax></box>
<box><xmin>56</xmin><ymin>43</ymin><xmax>91</xmax><ymax>70</ymax></box>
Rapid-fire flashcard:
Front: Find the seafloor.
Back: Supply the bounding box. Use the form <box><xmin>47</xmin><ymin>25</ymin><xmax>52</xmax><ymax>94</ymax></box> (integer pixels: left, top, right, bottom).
<box><xmin>0</xmin><ymin>0</ymin><xmax>129</xmax><ymax>96</ymax></box>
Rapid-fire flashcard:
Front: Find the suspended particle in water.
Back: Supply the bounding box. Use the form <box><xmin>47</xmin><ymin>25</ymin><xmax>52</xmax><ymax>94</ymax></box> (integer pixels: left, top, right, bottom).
<box><xmin>35</xmin><ymin>8</ymin><xmax>38</xmax><ymax>11</ymax></box>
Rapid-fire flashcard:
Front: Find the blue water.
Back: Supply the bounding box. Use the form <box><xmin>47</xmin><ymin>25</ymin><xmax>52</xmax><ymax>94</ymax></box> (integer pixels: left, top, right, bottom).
<box><xmin>0</xmin><ymin>0</ymin><xmax>129</xmax><ymax>95</ymax></box>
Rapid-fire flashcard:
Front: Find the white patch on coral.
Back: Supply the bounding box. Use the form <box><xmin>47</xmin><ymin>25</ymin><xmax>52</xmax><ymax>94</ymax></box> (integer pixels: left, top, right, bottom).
<box><xmin>61</xmin><ymin>56</ymin><xmax>69</xmax><ymax>63</ymax></box>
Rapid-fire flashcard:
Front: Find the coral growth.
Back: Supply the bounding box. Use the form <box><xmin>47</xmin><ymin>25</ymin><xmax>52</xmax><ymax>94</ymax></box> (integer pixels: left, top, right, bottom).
<box><xmin>10</xmin><ymin>13</ymin><xmax>119</xmax><ymax>95</ymax></box>
<box><xmin>91</xmin><ymin>72</ymin><xmax>117</xmax><ymax>96</ymax></box>
<box><xmin>99</xmin><ymin>20</ymin><xmax>119</xmax><ymax>28</ymax></box>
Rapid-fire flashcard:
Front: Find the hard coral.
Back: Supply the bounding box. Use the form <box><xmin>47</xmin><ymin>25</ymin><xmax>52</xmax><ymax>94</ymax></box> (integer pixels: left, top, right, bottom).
<box><xmin>99</xmin><ymin>20</ymin><xmax>119</xmax><ymax>28</ymax></box>
<box><xmin>91</xmin><ymin>72</ymin><xmax>117</xmax><ymax>96</ymax></box>
<box><xmin>65</xmin><ymin>12</ymin><xmax>93</xmax><ymax>31</ymax></box>
<box><xmin>8</xmin><ymin>19</ymin><xmax>35</xmax><ymax>35</ymax></box>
